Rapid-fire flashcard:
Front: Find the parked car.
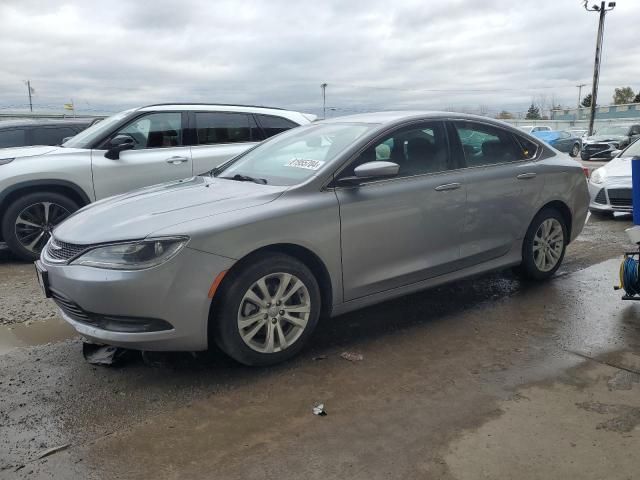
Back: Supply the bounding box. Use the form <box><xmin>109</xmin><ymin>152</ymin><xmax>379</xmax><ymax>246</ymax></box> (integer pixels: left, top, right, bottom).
<box><xmin>36</xmin><ymin>112</ymin><xmax>589</xmax><ymax>366</ymax></box>
<box><xmin>581</xmin><ymin>124</ymin><xmax>640</xmax><ymax>160</ymax></box>
<box><xmin>587</xmin><ymin>137</ymin><xmax>640</xmax><ymax>216</ymax></box>
<box><xmin>0</xmin><ymin>119</ymin><xmax>92</xmax><ymax>149</ymax></box>
<box><xmin>531</xmin><ymin>130</ymin><xmax>582</xmax><ymax>157</ymax></box>
<box><xmin>0</xmin><ymin>104</ymin><xmax>315</xmax><ymax>260</ymax></box>
<box><xmin>517</xmin><ymin>125</ymin><xmax>552</xmax><ymax>134</ymax></box>
<box><xmin>568</xmin><ymin>128</ymin><xmax>588</xmax><ymax>138</ymax></box>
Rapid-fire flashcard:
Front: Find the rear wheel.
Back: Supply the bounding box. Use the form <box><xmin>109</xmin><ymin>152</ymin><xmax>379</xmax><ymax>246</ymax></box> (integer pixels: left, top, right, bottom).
<box><xmin>518</xmin><ymin>208</ymin><xmax>567</xmax><ymax>280</ymax></box>
<box><xmin>1</xmin><ymin>192</ymin><xmax>79</xmax><ymax>261</ymax></box>
<box><xmin>212</xmin><ymin>254</ymin><xmax>321</xmax><ymax>366</ymax></box>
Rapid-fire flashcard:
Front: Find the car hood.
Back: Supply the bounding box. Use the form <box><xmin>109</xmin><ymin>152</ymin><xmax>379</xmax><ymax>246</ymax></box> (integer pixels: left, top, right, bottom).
<box><xmin>53</xmin><ymin>176</ymin><xmax>287</xmax><ymax>244</ymax></box>
<box><xmin>0</xmin><ymin>145</ymin><xmax>86</xmax><ymax>160</ymax></box>
<box><xmin>603</xmin><ymin>156</ymin><xmax>631</xmax><ymax>178</ymax></box>
<box><xmin>585</xmin><ymin>134</ymin><xmax>626</xmax><ymax>144</ymax></box>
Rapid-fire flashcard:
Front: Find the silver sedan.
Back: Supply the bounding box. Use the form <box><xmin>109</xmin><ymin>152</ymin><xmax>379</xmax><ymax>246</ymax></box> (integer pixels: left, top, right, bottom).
<box><xmin>37</xmin><ymin>112</ymin><xmax>588</xmax><ymax>366</ymax></box>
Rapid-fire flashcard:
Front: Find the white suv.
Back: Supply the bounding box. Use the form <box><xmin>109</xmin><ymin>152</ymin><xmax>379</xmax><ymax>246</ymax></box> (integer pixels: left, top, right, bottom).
<box><xmin>0</xmin><ymin>104</ymin><xmax>315</xmax><ymax>260</ymax></box>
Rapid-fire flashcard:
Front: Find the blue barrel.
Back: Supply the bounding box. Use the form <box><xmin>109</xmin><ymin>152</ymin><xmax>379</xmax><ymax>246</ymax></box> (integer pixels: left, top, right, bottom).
<box><xmin>634</xmin><ymin>157</ymin><xmax>640</xmax><ymax>225</ymax></box>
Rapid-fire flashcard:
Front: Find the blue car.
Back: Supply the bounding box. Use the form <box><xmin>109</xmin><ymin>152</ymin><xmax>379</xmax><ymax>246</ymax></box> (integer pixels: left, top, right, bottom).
<box><xmin>531</xmin><ymin>130</ymin><xmax>582</xmax><ymax>157</ymax></box>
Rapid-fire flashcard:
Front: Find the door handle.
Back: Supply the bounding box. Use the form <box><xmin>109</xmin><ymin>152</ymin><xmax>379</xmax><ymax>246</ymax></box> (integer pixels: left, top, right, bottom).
<box><xmin>434</xmin><ymin>183</ymin><xmax>461</xmax><ymax>191</ymax></box>
<box><xmin>166</xmin><ymin>156</ymin><xmax>189</xmax><ymax>165</ymax></box>
<box><xmin>517</xmin><ymin>172</ymin><xmax>537</xmax><ymax>180</ymax></box>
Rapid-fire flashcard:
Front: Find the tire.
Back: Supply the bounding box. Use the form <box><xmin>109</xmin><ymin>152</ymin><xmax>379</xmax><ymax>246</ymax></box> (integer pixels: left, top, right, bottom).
<box><xmin>570</xmin><ymin>143</ymin><xmax>580</xmax><ymax>157</ymax></box>
<box><xmin>580</xmin><ymin>152</ymin><xmax>589</xmax><ymax>161</ymax></box>
<box><xmin>589</xmin><ymin>208</ymin><xmax>613</xmax><ymax>218</ymax></box>
<box><xmin>212</xmin><ymin>253</ymin><xmax>322</xmax><ymax>366</ymax></box>
<box><xmin>518</xmin><ymin>208</ymin><xmax>567</xmax><ymax>281</ymax></box>
<box><xmin>1</xmin><ymin>191</ymin><xmax>79</xmax><ymax>261</ymax></box>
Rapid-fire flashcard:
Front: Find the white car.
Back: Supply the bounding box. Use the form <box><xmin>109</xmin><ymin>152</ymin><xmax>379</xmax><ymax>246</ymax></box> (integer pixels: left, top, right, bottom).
<box><xmin>518</xmin><ymin>125</ymin><xmax>552</xmax><ymax>134</ymax></box>
<box><xmin>0</xmin><ymin>104</ymin><xmax>315</xmax><ymax>260</ymax></box>
<box><xmin>588</xmin><ymin>139</ymin><xmax>640</xmax><ymax>216</ymax></box>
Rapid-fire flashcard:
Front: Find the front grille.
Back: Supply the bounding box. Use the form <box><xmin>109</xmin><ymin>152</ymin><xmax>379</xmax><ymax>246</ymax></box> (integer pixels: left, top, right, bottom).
<box><xmin>45</xmin><ymin>237</ymin><xmax>91</xmax><ymax>263</ymax></box>
<box><xmin>585</xmin><ymin>143</ymin><xmax>611</xmax><ymax>151</ymax></box>
<box><xmin>594</xmin><ymin>188</ymin><xmax>607</xmax><ymax>204</ymax></box>
<box><xmin>51</xmin><ymin>289</ymin><xmax>92</xmax><ymax>322</ymax></box>
<box><xmin>607</xmin><ymin>188</ymin><xmax>632</xmax><ymax>208</ymax></box>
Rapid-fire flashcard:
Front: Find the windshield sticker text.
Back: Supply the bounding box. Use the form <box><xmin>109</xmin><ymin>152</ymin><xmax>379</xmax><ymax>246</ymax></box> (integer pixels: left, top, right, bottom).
<box><xmin>285</xmin><ymin>159</ymin><xmax>325</xmax><ymax>170</ymax></box>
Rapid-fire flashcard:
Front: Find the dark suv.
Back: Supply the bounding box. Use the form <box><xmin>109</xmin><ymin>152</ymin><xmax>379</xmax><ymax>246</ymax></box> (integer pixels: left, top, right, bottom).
<box><xmin>581</xmin><ymin>124</ymin><xmax>640</xmax><ymax>160</ymax></box>
<box><xmin>0</xmin><ymin>119</ymin><xmax>94</xmax><ymax>149</ymax></box>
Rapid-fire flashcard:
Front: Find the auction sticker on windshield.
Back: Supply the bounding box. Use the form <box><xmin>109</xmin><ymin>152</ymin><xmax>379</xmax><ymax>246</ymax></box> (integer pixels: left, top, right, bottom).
<box><xmin>285</xmin><ymin>159</ymin><xmax>325</xmax><ymax>170</ymax></box>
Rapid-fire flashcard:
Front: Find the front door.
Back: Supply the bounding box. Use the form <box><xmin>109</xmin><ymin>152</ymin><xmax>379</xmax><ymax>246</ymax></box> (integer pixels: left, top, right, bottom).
<box><xmin>91</xmin><ymin>111</ymin><xmax>192</xmax><ymax>199</ymax></box>
<box><xmin>335</xmin><ymin>121</ymin><xmax>466</xmax><ymax>301</ymax></box>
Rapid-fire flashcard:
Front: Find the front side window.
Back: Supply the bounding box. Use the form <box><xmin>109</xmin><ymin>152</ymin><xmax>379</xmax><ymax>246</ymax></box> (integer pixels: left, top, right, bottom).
<box><xmin>216</xmin><ymin>123</ymin><xmax>375</xmax><ymax>186</ymax></box>
<box><xmin>62</xmin><ymin>108</ymin><xmax>136</xmax><ymax>149</ymax></box>
<box><xmin>454</xmin><ymin>122</ymin><xmax>524</xmax><ymax>167</ymax></box>
<box><xmin>195</xmin><ymin>112</ymin><xmax>257</xmax><ymax>145</ymax></box>
<box><xmin>113</xmin><ymin>112</ymin><xmax>182</xmax><ymax>150</ymax></box>
<box><xmin>0</xmin><ymin>129</ymin><xmax>26</xmax><ymax>148</ymax></box>
<box><xmin>256</xmin><ymin>115</ymin><xmax>298</xmax><ymax>139</ymax></box>
<box><xmin>340</xmin><ymin>122</ymin><xmax>450</xmax><ymax>178</ymax></box>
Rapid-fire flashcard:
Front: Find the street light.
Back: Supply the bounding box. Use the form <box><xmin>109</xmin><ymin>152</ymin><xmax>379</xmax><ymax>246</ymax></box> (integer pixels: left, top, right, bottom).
<box><xmin>583</xmin><ymin>1</ymin><xmax>616</xmax><ymax>136</ymax></box>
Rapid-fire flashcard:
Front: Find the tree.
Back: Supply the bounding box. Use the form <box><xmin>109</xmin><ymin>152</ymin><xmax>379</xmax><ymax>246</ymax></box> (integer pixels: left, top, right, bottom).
<box><xmin>496</xmin><ymin>110</ymin><xmax>513</xmax><ymax>119</ymax></box>
<box><xmin>581</xmin><ymin>93</ymin><xmax>593</xmax><ymax>108</ymax></box>
<box><xmin>525</xmin><ymin>104</ymin><xmax>541</xmax><ymax>120</ymax></box>
<box><xmin>634</xmin><ymin>92</ymin><xmax>640</xmax><ymax>103</ymax></box>
<box><xmin>613</xmin><ymin>86</ymin><xmax>635</xmax><ymax>105</ymax></box>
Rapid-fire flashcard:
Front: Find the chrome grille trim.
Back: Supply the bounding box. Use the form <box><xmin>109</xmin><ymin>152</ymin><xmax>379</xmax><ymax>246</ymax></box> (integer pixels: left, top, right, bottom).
<box><xmin>43</xmin><ymin>237</ymin><xmax>93</xmax><ymax>264</ymax></box>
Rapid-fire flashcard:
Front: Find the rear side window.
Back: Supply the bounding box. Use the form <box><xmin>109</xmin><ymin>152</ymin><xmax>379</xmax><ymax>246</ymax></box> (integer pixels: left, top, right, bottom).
<box><xmin>195</xmin><ymin>112</ymin><xmax>259</xmax><ymax>145</ymax></box>
<box><xmin>513</xmin><ymin>135</ymin><xmax>539</xmax><ymax>159</ymax></box>
<box><xmin>453</xmin><ymin>121</ymin><xmax>524</xmax><ymax>167</ymax></box>
<box><xmin>255</xmin><ymin>115</ymin><xmax>298</xmax><ymax>139</ymax></box>
<box><xmin>0</xmin><ymin>129</ymin><xmax>26</xmax><ymax>148</ymax></box>
<box><xmin>32</xmin><ymin>127</ymin><xmax>79</xmax><ymax>145</ymax></box>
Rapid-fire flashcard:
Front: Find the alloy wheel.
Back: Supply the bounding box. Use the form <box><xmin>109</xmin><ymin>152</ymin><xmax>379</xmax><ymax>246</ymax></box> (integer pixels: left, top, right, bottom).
<box><xmin>237</xmin><ymin>272</ymin><xmax>311</xmax><ymax>353</ymax></box>
<box><xmin>14</xmin><ymin>202</ymin><xmax>71</xmax><ymax>254</ymax></box>
<box><xmin>532</xmin><ymin>218</ymin><xmax>564</xmax><ymax>272</ymax></box>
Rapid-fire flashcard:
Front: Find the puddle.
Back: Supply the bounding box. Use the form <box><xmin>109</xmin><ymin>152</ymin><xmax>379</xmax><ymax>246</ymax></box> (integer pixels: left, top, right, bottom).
<box><xmin>0</xmin><ymin>317</ymin><xmax>76</xmax><ymax>355</ymax></box>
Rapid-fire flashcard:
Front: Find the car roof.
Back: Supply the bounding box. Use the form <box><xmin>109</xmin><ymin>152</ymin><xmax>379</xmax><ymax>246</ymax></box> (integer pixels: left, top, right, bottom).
<box><xmin>0</xmin><ymin>118</ymin><xmax>93</xmax><ymax>128</ymax></box>
<box><xmin>137</xmin><ymin>103</ymin><xmax>316</xmax><ymax>123</ymax></box>
<box><xmin>317</xmin><ymin>110</ymin><xmax>518</xmax><ymax>129</ymax></box>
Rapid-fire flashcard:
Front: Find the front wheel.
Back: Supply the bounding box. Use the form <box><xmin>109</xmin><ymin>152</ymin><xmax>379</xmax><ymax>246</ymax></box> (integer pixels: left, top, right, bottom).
<box><xmin>570</xmin><ymin>143</ymin><xmax>580</xmax><ymax>157</ymax></box>
<box><xmin>212</xmin><ymin>254</ymin><xmax>321</xmax><ymax>366</ymax></box>
<box><xmin>518</xmin><ymin>208</ymin><xmax>567</xmax><ymax>280</ymax></box>
<box><xmin>1</xmin><ymin>191</ymin><xmax>79</xmax><ymax>261</ymax></box>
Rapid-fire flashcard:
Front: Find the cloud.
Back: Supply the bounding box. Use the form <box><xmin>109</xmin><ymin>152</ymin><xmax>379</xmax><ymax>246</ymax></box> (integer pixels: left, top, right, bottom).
<box><xmin>0</xmin><ymin>0</ymin><xmax>639</xmax><ymax>117</ymax></box>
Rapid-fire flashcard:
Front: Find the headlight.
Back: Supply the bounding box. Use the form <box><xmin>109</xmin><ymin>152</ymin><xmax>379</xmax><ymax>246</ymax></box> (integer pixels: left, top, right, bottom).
<box><xmin>72</xmin><ymin>237</ymin><xmax>188</xmax><ymax>270</ymax></box>
<box><xmin>590</xmin><ymin>168</ymin><xmax>607</xmax><ymax>185</ymax></box>
<box><xmin>0</xmin><ymin>158</ymin><xmax>14</xmax><ymax>166</ymax></box>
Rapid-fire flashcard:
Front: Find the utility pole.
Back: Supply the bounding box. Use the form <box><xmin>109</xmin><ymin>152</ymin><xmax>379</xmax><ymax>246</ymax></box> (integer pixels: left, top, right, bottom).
<box><xmin>576</xmin><ymin>83</ymin><xmax>587</xmax><ymax>109</ymax></box>
<box><xmin>320</xmin><ymin>83</ymin><xmax>327</xmax><ymax>119</ymax></box>
<box><xmin>26</xmin><ymin>80</ymin><xmax>33</xmax><ymax>112</ymax></box>
<box><xmin>583</xmin><ymin>1</ymin><xmax>616</xmax><ymax>136</ymax></box>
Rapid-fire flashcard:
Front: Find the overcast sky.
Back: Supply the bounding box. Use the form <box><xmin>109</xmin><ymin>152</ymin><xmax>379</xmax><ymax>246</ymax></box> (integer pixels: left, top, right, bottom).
<box><xmin>1</xmin><ymin>0</ymin><xmax>639</xmax><ymax>117</ymax></box>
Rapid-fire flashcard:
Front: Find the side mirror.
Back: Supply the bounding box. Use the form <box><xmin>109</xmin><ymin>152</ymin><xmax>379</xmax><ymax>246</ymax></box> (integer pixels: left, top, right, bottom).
<box><xmin>337</xmin><ymin>161</ymin><xmax>399</xmax><ymax>186</ymax></box>
<box><xmin>61</xmin><ymin>136</ymin><xmax>73</xmax><ymax>144</ymax></box>
<box><xmin>105</xmin><ymin>134</ymin><xmax>135</xmax><ymax>160</ymax></box>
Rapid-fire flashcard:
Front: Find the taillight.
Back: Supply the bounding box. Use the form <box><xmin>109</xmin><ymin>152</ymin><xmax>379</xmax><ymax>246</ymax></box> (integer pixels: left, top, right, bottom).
<box><xmin>582</xmin><ymin>167</ymin><xmax>590</xmax><ymax>178</ymax></box>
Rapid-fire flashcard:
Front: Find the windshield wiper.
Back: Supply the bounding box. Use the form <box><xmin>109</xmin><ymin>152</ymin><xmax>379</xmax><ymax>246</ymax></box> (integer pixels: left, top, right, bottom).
<box><xmin>220</xmin><ymin>174</ymin><xmax>268</xmax><ymax>185</ymax></box>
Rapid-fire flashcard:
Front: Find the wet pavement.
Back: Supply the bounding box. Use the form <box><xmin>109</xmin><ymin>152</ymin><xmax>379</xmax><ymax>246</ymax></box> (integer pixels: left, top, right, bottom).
<box><xmin>1</xmin><ymin>214</ymin><xmax>640</xmax><ymax>479</ymax></box>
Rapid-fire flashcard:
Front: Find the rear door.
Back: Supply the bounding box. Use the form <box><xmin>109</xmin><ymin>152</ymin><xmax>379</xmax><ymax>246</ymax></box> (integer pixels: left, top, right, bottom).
<box><xmin>91</xmin><ymin>111</ymin><xmax>192</xmax><ymax>199</ymax></box>
<box><xmin>449</xmin><ymin>120</ymin><xmax>542</xmax><ymax>267</ymax></box>
<box><xmin>336</xmin><ymin>121</ymin><xmax>466</xmax><ymax>300</ymax></box>
<box><xmin>189</xmin><ymin>112</ymin><xmax>262</xmax><ymax>175</ymax></box>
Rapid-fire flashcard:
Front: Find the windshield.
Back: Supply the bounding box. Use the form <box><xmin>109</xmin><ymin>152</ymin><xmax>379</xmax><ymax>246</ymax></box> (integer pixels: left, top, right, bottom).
<box><xmin>595</xmin><ymin>126</ymin><xmax>628</xmax><ymax>136</ymax></box>
<box><xmin>215</xmin><ymin>123</ymin><xmax>376</xmax><ymax>186</ymax></box>
<box><xmin>62</xmin><ymin>108</ymin><xmax>136</xmax><ymax>148</ymax></box>
<box><xmin>620</xmin><ymin>139</ymin><xmax>640</xmax><ymax>158</ymax></box>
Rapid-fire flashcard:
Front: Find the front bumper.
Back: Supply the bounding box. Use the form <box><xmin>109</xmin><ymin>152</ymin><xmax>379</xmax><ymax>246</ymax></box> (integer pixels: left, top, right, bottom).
<box><xmin>581</xmin><ymin>143</ymin><xmax>617</xmax><ymax>160</ymax></box>
<box><xmin>40</xmin><ymin>247</ymin><xmax>235</xmax><ymax>351</ymax></box>
<box><xmin>588</xmin><ymin>178</ymin><xmax>633</xmax><ymax>213</ymax></box>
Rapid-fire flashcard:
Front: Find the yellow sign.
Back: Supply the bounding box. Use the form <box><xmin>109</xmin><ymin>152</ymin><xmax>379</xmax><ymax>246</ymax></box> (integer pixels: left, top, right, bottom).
<box><xmin>63</xmin><ymin>103</ymin><xmax>74</xmax><ymax>110</ymax></box>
